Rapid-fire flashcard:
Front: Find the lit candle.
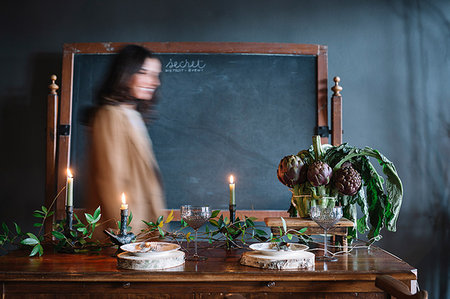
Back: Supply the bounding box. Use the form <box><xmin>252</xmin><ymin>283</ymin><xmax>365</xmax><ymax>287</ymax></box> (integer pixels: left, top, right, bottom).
<box><xmin>120</xmin><ymin>192</ymin><xmax>128</xmax><ymax>210</ymax></box>
<box><xmin>66</xmin><ymin>168</ymin><xmax>73</xmax><ymax>207</ymax></box>
<box><xmin>120</xmin><ymin>193</ymin><xmax>128</xmax><ymax>235</ymax></box>
<box><xmin>229</xmin><ymin>175</ymin><xmax>235</xmax><ymax>205</ymax></box>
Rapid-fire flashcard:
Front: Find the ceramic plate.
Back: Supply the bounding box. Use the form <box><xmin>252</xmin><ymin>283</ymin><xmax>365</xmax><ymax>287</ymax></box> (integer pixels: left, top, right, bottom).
<box><xmin>249</xmin><ymin>243</ymin><xmax>309</xmax><ymax>256</ymax></box>
<box><xmin>120</xmin><ymin>242</ymin><xmax>181</xmax><ymax>257</ymax></box>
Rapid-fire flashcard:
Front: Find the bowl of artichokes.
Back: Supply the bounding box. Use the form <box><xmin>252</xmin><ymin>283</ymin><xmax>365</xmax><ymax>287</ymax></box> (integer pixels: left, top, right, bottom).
<box><xmin>277</xmin><ymin>135</ymin><xmax>403</xmax><ymax>243</ymax></box>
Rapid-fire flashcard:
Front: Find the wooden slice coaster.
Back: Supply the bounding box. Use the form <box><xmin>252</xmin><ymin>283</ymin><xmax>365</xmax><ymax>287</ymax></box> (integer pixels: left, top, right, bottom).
<box><xmin>240</xmin><ymin>250</ymin><xmax>315</xmax><ymax>270</ymax></box>
<box><xmin>117</xmin><ymin>250</ymin><xmax>185</xmax><ymax>270</ymax></box>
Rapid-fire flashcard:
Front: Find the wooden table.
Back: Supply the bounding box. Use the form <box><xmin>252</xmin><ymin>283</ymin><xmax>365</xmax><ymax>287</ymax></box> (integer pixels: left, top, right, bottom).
<box><xmin>0</xmin><ymin>244</ymin><xmax>417</xmax><ymax>298</ymax></box>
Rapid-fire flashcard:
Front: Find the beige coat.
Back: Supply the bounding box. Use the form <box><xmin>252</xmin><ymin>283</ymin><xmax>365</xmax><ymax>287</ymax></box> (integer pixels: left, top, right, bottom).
<box><xmin>87</xmin><ymin>104</ymin><xmax>165</xmax><ymax>238</ymax></box>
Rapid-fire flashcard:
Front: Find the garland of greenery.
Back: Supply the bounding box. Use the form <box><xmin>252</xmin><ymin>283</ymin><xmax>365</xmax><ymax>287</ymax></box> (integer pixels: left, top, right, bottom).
<box><xmin>1</xmin><ymin>203</ymin><xmax>309</xmax><ymax>257</ymax></box>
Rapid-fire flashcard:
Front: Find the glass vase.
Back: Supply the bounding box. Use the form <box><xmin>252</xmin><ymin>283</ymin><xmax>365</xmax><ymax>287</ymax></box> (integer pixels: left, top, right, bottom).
<box><xmin>292</xmin><ymin>195</ymin><xmax>337</xmax><ymax>218</ymax></box>
<box><xmin>291</xmin><ymin>194</ymin><xmax>313</xmax><ymax>218</ymax></box>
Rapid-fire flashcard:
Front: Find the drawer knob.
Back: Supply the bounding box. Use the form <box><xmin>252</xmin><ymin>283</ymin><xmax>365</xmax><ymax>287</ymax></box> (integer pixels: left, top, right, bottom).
<box><xmin>122</xmin><ymin>282</ymin><xmax>131</xmax><ymax>288</ymax></box>
<box><xmin>266</xmin><ymin>281</ymin><xmax>276</xmax><ymax>288</ymax></box>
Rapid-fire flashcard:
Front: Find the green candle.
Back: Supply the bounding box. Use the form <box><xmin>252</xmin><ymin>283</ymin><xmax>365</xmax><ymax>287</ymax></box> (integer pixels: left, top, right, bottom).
<box><xmin>66</xmin><ymin>169</ymin><xmax>73</xmax><ymax>207</ymax></box>
<box><xmin>229</xmin><ymin>175</ymin><xmax>235</xmax><ymax>205</ymax></box>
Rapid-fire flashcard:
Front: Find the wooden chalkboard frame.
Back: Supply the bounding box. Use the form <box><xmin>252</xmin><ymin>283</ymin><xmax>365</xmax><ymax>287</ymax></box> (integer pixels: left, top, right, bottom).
<box><xmin>48</xmin><ymin>42</ymin><xmax>337</xmax><ymax>222</ymax></box>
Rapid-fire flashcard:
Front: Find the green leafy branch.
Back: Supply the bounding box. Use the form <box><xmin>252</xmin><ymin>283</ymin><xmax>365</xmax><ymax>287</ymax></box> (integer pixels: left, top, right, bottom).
<box><xmin>51</xmin><ymin>206</ymin><xmax>104</xmax><ymax>253</ymax></box>
<box><xmin>138</xmin><ymin>210</ymin><xmax>188</xmax><ymax>243</ymax></box>
<box><xmin>135</xmin><ymin>210</ymin><xmax>309</xmax><ymax>250</ymax></box>
<box><xmin>0</xmin><ymin>187</ymin><xmax>107</xmax><ymax>257</ymax></box>
<box><xmin>20</xmin><ymin>205</ymin><xmax>55</xmax><ymax>256</ymax></box>
<box><xmin>0</xmin><ymin>222</ymin><xmax>25</xmax><ymax>253</ymax></box>
<box><xmin>205</xmin><ymin>211</ymin><xmax>310</xmax><ymax>248</ymax></box>
<box><xmin>206</xmin><ymin>211</ymin><xmax>267</xmax><ymax>248</ymax></box>
<box><xmin>1</xmin><ymin>184</ymin><xmax>62</xmax><ymax>257</ymax></box>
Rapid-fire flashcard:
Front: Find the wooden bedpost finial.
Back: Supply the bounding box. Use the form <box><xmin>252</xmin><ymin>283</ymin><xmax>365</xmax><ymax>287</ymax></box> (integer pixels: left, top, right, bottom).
<box><xmin>331</xmin><ymin>76</ymin><xmax>342</xmax><ymax>96</ymax></box>
<box><xmin>49</xmin><ymin>75</ymin><xmax>59</xmax><ymax>95</ymax></box>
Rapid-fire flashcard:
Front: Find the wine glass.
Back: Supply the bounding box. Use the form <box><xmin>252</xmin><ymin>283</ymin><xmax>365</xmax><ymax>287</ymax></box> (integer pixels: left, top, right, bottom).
<box><xmin>180</xmin><ymin>205</ymin><xmax>211</xmax><ymax>261</ymax></box>
<box><xmin>310</xmin><ymin>205</ymin><xmax>343</xmax><ymax>262</ymax></box>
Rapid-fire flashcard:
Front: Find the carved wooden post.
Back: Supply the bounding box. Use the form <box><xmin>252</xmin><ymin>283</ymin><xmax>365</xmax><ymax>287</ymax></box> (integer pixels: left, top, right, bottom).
<box><xmin>45</xmin><ymin>75</ymin><xmax>59</xmax><ymax>233</ymax></box>
<box><xmin>331</xmin><ymin>76</ymin><xmax>343</xmax><ymax>146</ymax></box>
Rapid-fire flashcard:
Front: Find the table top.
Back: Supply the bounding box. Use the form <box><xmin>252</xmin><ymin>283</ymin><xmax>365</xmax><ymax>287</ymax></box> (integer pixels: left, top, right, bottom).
<box><xmin>0</xmin><ymin>243</ymin><xmax>416</xmax><ymax>283</ymax></box>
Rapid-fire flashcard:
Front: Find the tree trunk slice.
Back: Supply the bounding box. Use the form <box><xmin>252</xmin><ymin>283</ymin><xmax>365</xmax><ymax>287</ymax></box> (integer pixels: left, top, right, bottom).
<box><xmin>240</xmin><ymin>251</ymin><xmax>315</xmax><ymax>270</ymax></box>
<box><xmin>117</xmin><ymin>250</ymin><xmax>185</xmax><ymax>270</ymax></box>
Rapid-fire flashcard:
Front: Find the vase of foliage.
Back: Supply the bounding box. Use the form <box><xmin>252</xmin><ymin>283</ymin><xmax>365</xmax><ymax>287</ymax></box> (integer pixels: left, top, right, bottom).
<box><xmin>290</xmin><ymin>194</ymin><xmax>312</xmax><ymax>218</ymax></box>
<box><xmin>277</xmin><ymin>135</ymin><xmax>403</xmax><ymax>243</ymax></box>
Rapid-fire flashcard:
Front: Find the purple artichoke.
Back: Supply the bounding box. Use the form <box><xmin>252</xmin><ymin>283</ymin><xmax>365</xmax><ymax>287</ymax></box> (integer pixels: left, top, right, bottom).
<box><xmin>277</xmin><ymin>155</ymin><xmax>306</xmax><ymax>187</ymax></box>
<box><xmin>333</xmin><ymin>165</ymin><xmax>362</xmax><ymax>196</ymax></box>
<box><xmin>307</xmin><ymin>161</ymin><xmax>332</xmax><ymax>186</ymax></box>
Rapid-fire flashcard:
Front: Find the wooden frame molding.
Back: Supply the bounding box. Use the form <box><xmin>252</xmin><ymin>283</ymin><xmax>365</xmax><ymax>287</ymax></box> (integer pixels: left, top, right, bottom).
<box><xmin>49</xmin><ymin>42</ymin><xmax>340</xmax><ymax>222</ymax></box>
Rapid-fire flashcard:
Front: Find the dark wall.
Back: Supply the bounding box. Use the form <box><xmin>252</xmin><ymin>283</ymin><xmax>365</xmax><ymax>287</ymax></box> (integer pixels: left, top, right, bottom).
<box><xmin>0</xmin><ymin>0</ymin><xmax>448</xmax><ymax>297</ymax></box>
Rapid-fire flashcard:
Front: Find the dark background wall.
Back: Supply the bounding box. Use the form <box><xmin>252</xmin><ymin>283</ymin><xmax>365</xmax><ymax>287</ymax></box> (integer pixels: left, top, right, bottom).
<box><xmin>0</xmin><ymin>0</ymin><xmax>448</xmax><ymax>297</ymax></box>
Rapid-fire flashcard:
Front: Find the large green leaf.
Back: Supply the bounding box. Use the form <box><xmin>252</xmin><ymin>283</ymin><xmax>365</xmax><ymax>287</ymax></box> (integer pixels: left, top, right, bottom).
<box><xmin>355</xmin><ymin>185</ymin><xmax>369</xmax><ymax>234</ymax></box>
<box><xmin>93</xmin><ymin>206</ymin><xmax>101</xmax><ymax>220</ymax></box>
<box><xmin>281</xmin><ymin>217</ymin><xmax>287</xmax><ymax>235</ymax></box>
<box><xmin>29</xmin><ymin>244</ymin><xmax>41</xmax><ymax>257</ymax></box>
<box><xmin>85</xmin><ymin>213</ymin><xmax>94</xmax><ymax>224</ymax></box>
<box><xmin>372</xmin><ymin>149</ymin><xmax>403</xmax><ymax>231</ymax></box>
<box><xmin>32</xmin><ymin>212</ymin><xmax>45</xmax><ymax>218</ymax></box>
<box><xmin>51</xmin><ymin>231</ymin><xmax>65</xmax><ymax>240</ymax></box>
<box><xmin>211</xmin><ymin>210</ymin><xmax>220</xmax><ymax>218</ymax></box>
<box><xmin>1</xmin><ymin>222</ymin><xmax>8</xmax><ymax>235</ymax></box>
<box><xmin>21</xmin><ymin>237</ymin><xmax>39</xmax><ymax>246</ymax></box>
<box><xmin>360</xmin><ymin>157</ymin><xmax>385</xmax><ymax>240</ymax></box>
<box><xmin>254</xmin><ymin>229</ymin><xmax>267</xmax><ymax>236</ymax></box>
<box><xmin>209</xmin><ymin>219</ymin><xmax>219</xmax><ymax>227</ymax></box>
<box><xmin>325</xmin><ymin>144</ymin><xmax>403</xmax><ymax>241</ymax></box>
<box><xmin>343</xmin><ymin>204</ymin><xmax>357</xmax><ymax>241</ymax></box>
<box><xmin>13</xmin><ymin>222</ymin><xmax>21</xmax><ymax>235</ymax></box>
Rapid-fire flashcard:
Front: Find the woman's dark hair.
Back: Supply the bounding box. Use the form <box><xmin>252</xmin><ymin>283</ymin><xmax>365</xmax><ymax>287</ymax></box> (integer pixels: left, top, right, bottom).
<box><xmin>96</xmin><ymin>44</ymin><xmax>160</xmax><ymax>122</ymax></box>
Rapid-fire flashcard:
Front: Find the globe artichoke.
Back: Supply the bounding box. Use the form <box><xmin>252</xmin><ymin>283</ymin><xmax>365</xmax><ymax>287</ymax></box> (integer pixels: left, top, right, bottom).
<box><xmin>306</xmin><ymin>161</ymin><xmax>332</xmax><ymax>186</ymax></box>
<box><xmin>278</xmin><ymin>135</ymin><xmax>403</xmax><ymax>244</ymax></box>
<box><xmin>277</xmin><ymin>155</ymin><xmax>306</xmax><ymax>187</ymax></box>
<box><xmin>333</xmin><ymin>164</ymin><xmax>362</xmax><ymax>196</ymax></box>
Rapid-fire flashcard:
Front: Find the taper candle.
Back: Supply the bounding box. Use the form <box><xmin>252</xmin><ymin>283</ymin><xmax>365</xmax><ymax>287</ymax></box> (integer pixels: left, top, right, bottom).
<box><xmin>120</xmin><ymin>193</ymin><xmax>128</xmax><ymax>235</ymax></box>
<box><xmin>66</xmin><ymin>168</ymin><xmax>73</xmax><ymax>207</ymax></box>
<box><xmin>229</xmin><ymin>175</ymin><xmax>235</xmax><ymax>205</ymax></box>
<box><xmin>120</xmin><ymin>192</ymin><xmax>128</xmax><ymax>210</ymax></box>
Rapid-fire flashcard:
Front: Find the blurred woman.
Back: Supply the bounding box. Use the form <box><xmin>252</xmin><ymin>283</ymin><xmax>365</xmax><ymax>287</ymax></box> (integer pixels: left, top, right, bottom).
<box><xmin>87</xmin><ymin>45</ymin><xmax>165</xmax><ymax>238</ymax></box>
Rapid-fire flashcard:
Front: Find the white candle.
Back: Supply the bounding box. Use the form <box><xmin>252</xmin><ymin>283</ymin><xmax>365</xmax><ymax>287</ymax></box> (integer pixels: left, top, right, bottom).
<box><xmin>121</xmin><ymin>192</ymin><xmax>128</xmax><ymax>210</ymax></box>
<box><xmin>229</xmin><ymin>175</ymin><xmax>235</xmax><ymax>205</ymax></box>
<box><xmin>66</xmin><ymin>168</ymin><xmax>73</xmax><ymax>207</ymax></box>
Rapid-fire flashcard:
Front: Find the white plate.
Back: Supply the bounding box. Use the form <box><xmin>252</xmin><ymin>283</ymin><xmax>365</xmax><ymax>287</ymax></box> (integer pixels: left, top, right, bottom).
<box><xmin>120</xmin><ymin>242</ymin><xmax>181</xmax><ymax>257</ymax></box>
<box><xmin>249</xmin><ymin>243</ymin><xmax>309</xmax><ymax>256</ymax></box>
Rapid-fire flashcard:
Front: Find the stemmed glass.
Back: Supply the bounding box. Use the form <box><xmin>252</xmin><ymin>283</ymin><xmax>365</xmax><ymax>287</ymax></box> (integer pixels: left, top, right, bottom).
<box><xmin>180</xmin><ymin>205</ymin><xmax>211</xmax><ymax>261</ymax></box>
<box><xmin>310</xmin><ymin>205</ymin><xmax>343</xmax><ymax>262</ymax></box>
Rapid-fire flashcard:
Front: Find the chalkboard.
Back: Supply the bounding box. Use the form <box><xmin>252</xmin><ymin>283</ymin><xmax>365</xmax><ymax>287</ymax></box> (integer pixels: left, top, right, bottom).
<box><xmin>55</xmin><ymin>42</ymin><xmax>329</xmax><ymax>217</ymax></box>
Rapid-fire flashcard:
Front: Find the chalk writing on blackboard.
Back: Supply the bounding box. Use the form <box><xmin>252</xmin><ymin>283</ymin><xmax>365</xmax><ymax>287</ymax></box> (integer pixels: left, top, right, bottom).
<box><xmin>164</xmin><ymin>58</ymin><xmax>206</xmax><ymax>73</ymax></box>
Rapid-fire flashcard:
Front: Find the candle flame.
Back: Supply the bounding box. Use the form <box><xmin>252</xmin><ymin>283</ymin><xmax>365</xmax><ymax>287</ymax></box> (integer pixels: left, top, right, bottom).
<box><xmin>67</xmin><ymin>168</ymin><xmax>73</xmax><ymax>178</ymax></box>
<box><xmin>121</xmin><ymin>192</ymin><xmax>126</xmax><ymax>204</ymax></box>
<box><xmin>229</xmin><ymin>175</ymin><xmax>234</xmax><ymax>184</ymax></box>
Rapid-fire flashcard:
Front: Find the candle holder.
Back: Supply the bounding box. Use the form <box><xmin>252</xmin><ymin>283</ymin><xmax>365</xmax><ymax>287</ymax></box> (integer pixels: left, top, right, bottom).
<box><xmin>64</xmin><ymin>205</ymin><xmax>76</xmax><ymax>239</ymax></box>
<box><xmin>120</xmin><ymin>208</ymin><xmax>128</xmax><ymax>236</ymax></box>
<box><xmin>104</xmin><ymin>209</ymin><xmax>135</xmax><ymax>247</ymax></box>
<box><xmin>226</xmin><ymin>204</ymin><xmax>240</xmax><ymax>249</ymax></box>
<box><xmin>229</xmin><ymin>204</ymin><xmax>236</xmax><ymax>223</ymax></box>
